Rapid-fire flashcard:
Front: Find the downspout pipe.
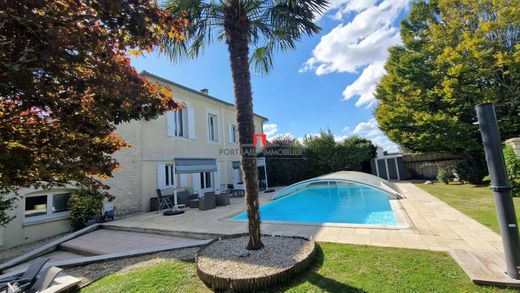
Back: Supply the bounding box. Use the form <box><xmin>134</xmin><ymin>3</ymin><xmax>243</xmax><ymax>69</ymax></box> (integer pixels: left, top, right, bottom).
<box><xmin>476</xmin><ymin>103</ymin><xmax>520</xmax><ymax>279</ymax></box>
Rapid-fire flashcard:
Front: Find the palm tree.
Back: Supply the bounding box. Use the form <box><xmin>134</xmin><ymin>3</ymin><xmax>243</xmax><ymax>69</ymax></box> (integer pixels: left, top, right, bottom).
<box><xmin>163</xmin><ymin>0</ymin><xmax>327</xmax><ymax>250</ymax></box>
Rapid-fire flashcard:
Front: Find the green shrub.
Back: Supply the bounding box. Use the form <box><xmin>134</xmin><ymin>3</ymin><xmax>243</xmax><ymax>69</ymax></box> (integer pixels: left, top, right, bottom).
<box><xmin>482</xmin><ymin>174</ymin><xmax>491</xmax><ymax>185</ymax></box>
<box><xmin>504</xmin><ymin>146</ymin><xmax>520</xmax><ymax>197</ymax></box>
<box><xmin>68</xmin><ymin>187</ymin><xmax>104</xmax><ymax>229</ymax></box>
<box><xmin>455</xmin><ymin>154</ymin><xmax>488</xmax><ymax>184</ymax></box>
<box><xmin>264</xmin><ymin>131</ymin><xmax>377</xmax><ymax>186</ymax></box>
<box><xmin>437</xmin><ymin>168</ymin><xmax>454</xmax><ymax>184</ymax></box>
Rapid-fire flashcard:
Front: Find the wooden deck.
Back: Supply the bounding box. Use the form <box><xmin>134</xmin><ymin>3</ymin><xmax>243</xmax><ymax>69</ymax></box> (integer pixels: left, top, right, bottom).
<box><xmin>450</xmin><ymin>249</ymin><xmax>520</xmax><ymax>288</ymax></box>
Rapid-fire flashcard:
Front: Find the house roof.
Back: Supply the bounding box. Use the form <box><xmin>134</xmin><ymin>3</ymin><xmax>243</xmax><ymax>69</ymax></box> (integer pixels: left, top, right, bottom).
<box><xmin>141</xmin><ymin>71</ymin><xmax>268</xmax><ymax>121</ymax></box>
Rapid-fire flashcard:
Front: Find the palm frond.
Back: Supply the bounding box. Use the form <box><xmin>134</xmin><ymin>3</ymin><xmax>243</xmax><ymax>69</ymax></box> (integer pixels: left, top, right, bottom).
<box><xmin>162</xmin><ymin>0</ymin><xmax>225</xmax><ymax>63</ymax></box>
<box><xmin>247</xmin><ymin>0</ymin><xmax>328</xmax><ymax>73</ymax></box>
<box><xmin>250</xmin><ymin>46</ymin><xmax>273</xmax><ymax>74</ymax></box>
<box><xmin>161</xmin><ymin>0</ymin><xmax>328</xmax><ymax>73</ymax></box>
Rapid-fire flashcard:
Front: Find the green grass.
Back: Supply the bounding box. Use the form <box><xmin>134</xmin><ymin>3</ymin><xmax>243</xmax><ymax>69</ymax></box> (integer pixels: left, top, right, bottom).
<box><xmin>416</xmin><ymin>183</ymin><xmax>520</xmax><ymax>233</ymax></box>
<box><xmin>81</xmin><ymin>243</ymin><xmax>516</xmax><ymax>293</ymax></box>
<box><xmin>80</xmin><ymin>260</ymin><xmax>208</xmax><ymax>293</ymax></box>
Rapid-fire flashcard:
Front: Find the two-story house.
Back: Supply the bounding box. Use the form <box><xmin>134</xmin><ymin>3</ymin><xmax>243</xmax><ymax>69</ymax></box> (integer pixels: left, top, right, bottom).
<box><xmin>0</xmin><ymin>71</ymin><xmax>267</xmax><ymax>249</ymax></box>
<box><xmin>105</xmin><ymin>71</ymin><xmax>268</xmax><ymax>214</ymax></box>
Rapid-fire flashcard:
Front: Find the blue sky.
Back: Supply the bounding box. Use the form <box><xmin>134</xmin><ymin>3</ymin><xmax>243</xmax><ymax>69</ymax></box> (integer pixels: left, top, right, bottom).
<box><xmin>131</xmin><ymin>0</ymin><xmax>412</xmax><ymax>152</ymax></box>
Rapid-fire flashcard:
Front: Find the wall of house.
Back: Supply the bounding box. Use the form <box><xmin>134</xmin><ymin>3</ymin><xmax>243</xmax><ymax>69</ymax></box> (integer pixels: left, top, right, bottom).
<box><xmin>1</xmin><ymin>188</ymin><xmax>73</xmax><ymax>249</ymax></box>
<box><xmin>103</xmin><ymin>120</ymin><xmax>144</xmax><ymax>215</ymax></box>
<box><xmin>136</xmin><ymin>76</ymin><xmax>266</xmax><ymax>211</ymax></box>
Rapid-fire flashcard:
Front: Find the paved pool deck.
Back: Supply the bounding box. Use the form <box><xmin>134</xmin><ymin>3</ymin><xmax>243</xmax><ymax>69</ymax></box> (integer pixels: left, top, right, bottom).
<box><xmin>105</xmin><ymin>182</ymin><xmax>520</xmax><ymax>286</ymax></box>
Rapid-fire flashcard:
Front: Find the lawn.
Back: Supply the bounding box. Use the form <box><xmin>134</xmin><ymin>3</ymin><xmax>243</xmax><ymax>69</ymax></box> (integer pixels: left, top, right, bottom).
<box><xmin>416</xmin><ymin>183</ymin><xmax>520</xmax><ymax>234</ymax></box>
<box><xmin>81</xmin><ymin>243</ymin><xmax>516</xmax><ymax>293</ymax></box>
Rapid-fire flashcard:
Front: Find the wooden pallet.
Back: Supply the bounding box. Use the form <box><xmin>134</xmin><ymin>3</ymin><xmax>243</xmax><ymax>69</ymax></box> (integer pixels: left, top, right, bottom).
<box><xmin>450</xmin><ymin>249</ymin><xmax>520</xmax><ymax>288</ymax></box>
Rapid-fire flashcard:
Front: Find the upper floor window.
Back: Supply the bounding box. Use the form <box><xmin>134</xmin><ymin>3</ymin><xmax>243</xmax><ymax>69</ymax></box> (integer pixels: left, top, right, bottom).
<box><xmin>229</xmin><ymin>124</ymin><xmax>237</xmax><ymax>144</ymax></box>
<box><xmin>208</xmin><ymin>114</ymin><xmax>218</xmax><ymax>142</ymax></box>
<box><xmin>167</xmin><ymin>107</ymin><xmax>195</xmax><ymax>139</ymax></box>
<box><xmin>174</xmin><ymin>109</ymin><xmax>186</xmax><ymax>137</ymax></box>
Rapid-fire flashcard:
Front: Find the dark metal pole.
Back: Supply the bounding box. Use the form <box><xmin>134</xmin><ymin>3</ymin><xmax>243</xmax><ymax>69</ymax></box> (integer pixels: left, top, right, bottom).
<box><xmin>476</xmin><ymin>103</ymin><xmax>520</xmax><ymax>279</ymax></box>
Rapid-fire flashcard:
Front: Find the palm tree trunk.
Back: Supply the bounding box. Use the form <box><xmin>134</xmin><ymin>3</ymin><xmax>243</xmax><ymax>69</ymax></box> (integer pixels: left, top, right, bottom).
<box><xmin>224</xmin><ymin>0</ymin><xmax>263</xmax><ymax>250</ymax></box>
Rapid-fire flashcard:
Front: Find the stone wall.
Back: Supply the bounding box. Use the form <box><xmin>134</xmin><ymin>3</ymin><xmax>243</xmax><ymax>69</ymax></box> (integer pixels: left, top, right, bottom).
<box><xmin>104</xmin><ymin>120</ymin><xmax>144</xmax><ymax>215</ymax></box>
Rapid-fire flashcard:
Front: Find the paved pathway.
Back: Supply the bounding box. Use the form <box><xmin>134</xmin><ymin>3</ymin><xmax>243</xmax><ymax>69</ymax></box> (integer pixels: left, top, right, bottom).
<box><xmin>107</xmin><ymin>182</ymin><xmax>519</xmax><ymax>286</ymax></box>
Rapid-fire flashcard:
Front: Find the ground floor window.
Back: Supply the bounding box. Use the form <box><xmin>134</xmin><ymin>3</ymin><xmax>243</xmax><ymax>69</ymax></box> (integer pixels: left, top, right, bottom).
<box><xmin>165</xmin><ymin>164</ymin><xmax>175</xmax><ymax>187</ymax></box>
<box><xmin>200</xmin><ymin>172</ymin><xmax>212</xmax><ymax>189</ymax></box>
<box><xmin>25</xmin><ymin>192</ymin><xmax>71</xmax><ymax>221</ymax></box>
<box><xmin>25</xmin><ymin>196</ymin><xmax>47</xmax><ymax>218</ymax></box>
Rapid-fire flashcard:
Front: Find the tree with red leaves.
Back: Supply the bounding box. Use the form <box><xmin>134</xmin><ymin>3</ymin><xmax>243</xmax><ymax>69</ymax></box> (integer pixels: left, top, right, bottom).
<box><xmin>0</xmin><ymin>0</ymin><xmax>186</xmax><ymax>225</ymax></box>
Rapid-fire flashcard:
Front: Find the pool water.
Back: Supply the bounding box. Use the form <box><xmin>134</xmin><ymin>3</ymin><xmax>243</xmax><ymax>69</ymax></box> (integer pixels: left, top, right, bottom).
<box><xmin>232</xmin><ymin>185</ymin><xmax>397</xmax><ymax>225</ymax></box>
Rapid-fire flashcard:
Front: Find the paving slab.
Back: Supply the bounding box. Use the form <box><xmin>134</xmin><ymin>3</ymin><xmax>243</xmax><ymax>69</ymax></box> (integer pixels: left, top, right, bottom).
<box><xmin>59</xmin><ymin>229</ymin><xmax>207</xmax><ymax>256</ymax></box>
<box><xmin>451</xmin><ymin>249</ymin><xmax>520</xmax><ymax>287</ymax></box>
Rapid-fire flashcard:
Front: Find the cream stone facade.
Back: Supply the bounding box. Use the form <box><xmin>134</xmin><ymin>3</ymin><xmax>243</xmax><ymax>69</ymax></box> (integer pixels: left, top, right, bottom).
<box><xmin>107</xmin><ymin>71</ymin><xmax>267</xmax><ymax>213</ymax></box>
<box><xmin>1</xmin><ymin>72</ymin><xmax>267</xmax><ymax>249</ymax></box>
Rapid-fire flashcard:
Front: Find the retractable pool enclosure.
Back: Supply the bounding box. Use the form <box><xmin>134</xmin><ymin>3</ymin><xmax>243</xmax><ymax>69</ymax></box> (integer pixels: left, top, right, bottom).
<box><xmin>271</xmin><ymin>171</ymin><xmax>402</xmax><ymax>201</ymax></box>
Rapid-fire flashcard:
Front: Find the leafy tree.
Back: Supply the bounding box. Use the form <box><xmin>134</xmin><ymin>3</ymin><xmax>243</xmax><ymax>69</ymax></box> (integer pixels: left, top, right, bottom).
<box><xmin>303</xmin><ymin>131</ymin><xmax>337</xmax><ymax>178</ymax></box>
<box><xmin>265</xmin><ymin>133</ymin><xmax>377</xmax><ymax>186</ymax></box>
<box><xmin>163</xmin><ymin>0</ymin><xmax>327</xmax><ymax>250</ymax></box>
<box><xmin>334</xmin><ymin>136</ymin><xmax>377</xmax><ymax>172</ymax></box>
<box><xmin>304</xmin><ymin>131</ymin><xmax>376</xmax><ymax>178</ymax></box>
<box><xmin>0</xmin><ymin>0</ymin><xmax>186</xmax><ymax>225</ymax></box>
<box><xmin>264</xmin><ymin>136</ymin><xmax>305</xmax><ymax>186</ymax></box>
<box><xmin>504</xmin><ymin>146</ymin><xmax>520</xmax><ymax>197</ymax></box>
<box><xmin>376</xmin><ymin>0</ymin><xmax>520</xmax><ymax>155</ymax></box>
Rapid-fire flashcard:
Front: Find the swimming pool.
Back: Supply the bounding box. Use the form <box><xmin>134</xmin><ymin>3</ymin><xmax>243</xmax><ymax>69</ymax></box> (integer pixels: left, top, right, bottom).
<box><xmin>231</xmin><ymin>172</ymin><xmax>400</xmax><ymax>226</ymax></box>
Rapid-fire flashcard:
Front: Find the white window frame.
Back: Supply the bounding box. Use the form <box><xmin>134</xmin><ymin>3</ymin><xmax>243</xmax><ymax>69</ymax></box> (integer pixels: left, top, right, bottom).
<box><xmin>166</xmin><ymin>99</ymin><xmax>195</xmax><ymax>140</ymax></box>
<box><xmin>230</xmin><ymin>124</ymin><xmax>238</xmax><ymax>144</ymax></box>
<box><xmin>208</xmin><ymin>114</ymin><xmax>218</xmax><ymax>142</ymax></box>
<box><xmin>200</xmin><ymin>171</ymin><xmax>212</xmax><ymax>193</ymax></box>
<box><xmin>174</xmin><ymin>108</ymin><xmax>189</xmax><ymax>138</ymax></box>
<box><xmin>24</xmin><ymin>191</ymin><xmax>72</xmax><ymax>223</ymax></box>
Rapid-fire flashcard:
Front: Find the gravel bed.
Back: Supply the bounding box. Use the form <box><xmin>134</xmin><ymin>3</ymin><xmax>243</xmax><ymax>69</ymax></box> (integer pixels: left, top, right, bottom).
<box><xmin>197</xmin><ymin>235</ymin><xmax>314</xmax><ymax>279</ymax></box>
<box><xmin>64</xmin><ymin>247</ymin><xmax>199</xmax><ymax>287</ymax></box>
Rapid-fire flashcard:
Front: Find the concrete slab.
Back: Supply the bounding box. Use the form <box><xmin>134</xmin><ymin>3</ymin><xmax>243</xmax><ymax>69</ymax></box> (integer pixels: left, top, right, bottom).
<box><xmin>59</xmin><ymin>229</ymin><xmax>208</xmax><ymax>255</ymax></box>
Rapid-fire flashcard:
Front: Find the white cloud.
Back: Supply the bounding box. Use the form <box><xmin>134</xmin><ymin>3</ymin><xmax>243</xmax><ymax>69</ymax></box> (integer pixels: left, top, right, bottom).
<box><xmin>302</xmin><ymin>0</ymin><xmax>410</xmax><ymax>107</ymax></box>
<box><xmin>352</xmin><ymin>118</ymin><xmax>399</xmax><ymax>152</ymax></box>
<box><xmin>343</xmin><ymin>61</ymin><xmax>386</xmax><ymax>107</ymax></box>
<box><xmin>320</xmin><ymin>0</ymin><xmax>377</xmax><ymax>21</ymax></box>
<box><xmin>333</xmin><ymin>135</ymin><xmax>350</xmax><ymax>142</ymax></box>
<box><xmin>263</xmin><ymin>123</ymin><xmax>278</xmax><ymax>139</ymax></box>
<box><xmin>270</xmin><ymin>133</ymin><xmax>295</xmax><ymax>141</ymax></box>
<box><xmin>264</xmin><ymin>123</ymin><xmax>297</xmax><ymax>141</ymax></box>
